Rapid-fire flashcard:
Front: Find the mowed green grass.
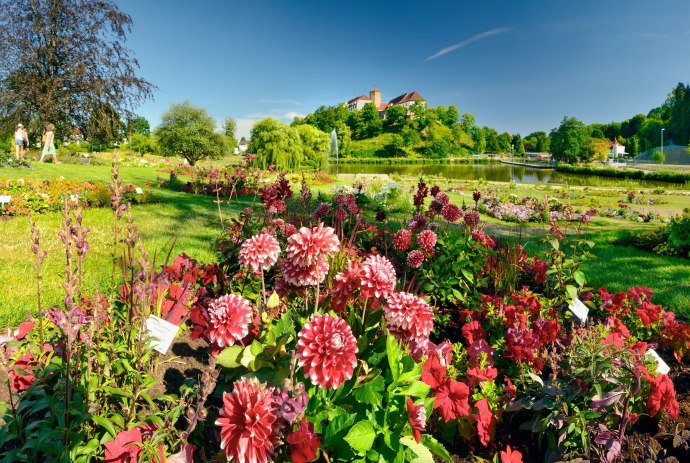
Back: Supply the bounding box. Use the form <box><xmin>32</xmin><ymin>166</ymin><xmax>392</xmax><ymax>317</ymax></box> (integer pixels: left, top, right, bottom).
<box><xmin>1</xmin><ymin>162</ymin><xmax>689</xmax><ymax>327</ymax></box>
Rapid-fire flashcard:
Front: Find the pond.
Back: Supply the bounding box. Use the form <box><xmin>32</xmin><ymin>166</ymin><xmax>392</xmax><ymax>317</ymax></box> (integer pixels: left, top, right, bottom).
<box><xmin>328</xmin><ymin>162</ymin><xmax>675</xmax><ymax>188</ymax></box>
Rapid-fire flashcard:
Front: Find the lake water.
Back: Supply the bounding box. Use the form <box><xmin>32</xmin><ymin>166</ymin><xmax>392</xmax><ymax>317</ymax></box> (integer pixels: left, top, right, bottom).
<box><xmin>328</xmin><ymin>162</ymin><xmax>672</xmax><ymax>188</ymax></box>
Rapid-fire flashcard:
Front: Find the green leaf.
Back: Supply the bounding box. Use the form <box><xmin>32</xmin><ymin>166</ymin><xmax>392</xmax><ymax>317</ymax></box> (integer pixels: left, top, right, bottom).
<box><xmin>387</xmin><ymin>335</ymin><xmax>401</xmax><ymax>381</ymax></box>
<box><xmin>573</xmin><ymin>271</ymin><xmax>586</xmax><ymax>287</ymax></box>
<box><xmin>90</xmin><ymin>416</ymin><xmax>117</xmax><ymax>438</ymax></box>
<box><xmin>397</xmin><ymin>380</ymin><xmax>430</xmax><ymax>398</ymax></box>
<box><xmin>400</xmin><ymin>435</ymin><xmax>434</xmax><ymax>463</ymax></box>
<box><xmin>216</xmin><ymin>345</ymin><xmax>244</xmax><ymax>368</ymax></box>
<box><xmin>354</xmin><ymin>376</ymin><xmax>385</xmax><ymax>405</ymax></box>
<box><xmin>344</xmin><ymin>420</ymin><xmax>377</xmax><ymax>454</ymax></box>
<box><xmin>421</xmin><ymin>435</ymin><xmax>453</xmax><ymax>463</ymax></box>
<box><xmin>566</xmin><ymin>285</ymin><xmax>578</xmax><ymax>301</ymax></box>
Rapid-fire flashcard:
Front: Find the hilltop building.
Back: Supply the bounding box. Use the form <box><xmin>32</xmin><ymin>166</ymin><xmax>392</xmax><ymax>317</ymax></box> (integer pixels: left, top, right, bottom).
<box><xmin>346</xmin><ymin>88</ymin><xmax>424</xmax><ymax>114</ymax></box>
<box><xmin>609</xmin><ymin>140</ymin><xmax>627</xmax><ymax>160</ymax></box>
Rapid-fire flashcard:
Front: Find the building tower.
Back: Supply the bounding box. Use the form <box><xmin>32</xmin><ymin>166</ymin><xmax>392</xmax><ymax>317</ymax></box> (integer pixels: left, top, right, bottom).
<box><xmin>369</xmin><ymin>87</ymin><xmax>381</xmax><ymax>108</ymax></box>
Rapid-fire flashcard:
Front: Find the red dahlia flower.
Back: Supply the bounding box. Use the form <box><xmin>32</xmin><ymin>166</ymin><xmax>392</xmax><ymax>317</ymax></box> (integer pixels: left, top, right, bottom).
<box><xmin>500</xmin><ymin>445</ymin><xmax>524</xmax><ymax>463</ymax></box>
<box><xmin>406</xmin><ymin>250</ymin><xmax>425</xmax><ymax>268</ymax></box>
<box><xmin>296</xmin><ymin>314</ymin><xmax>358</xmax><ymax>389</ymax></box>
<box><xmin>207</xmin><ymin>294</ymin><xmax>253</xmax><ymax>348</ymax></box>
<box><xmin>287</xmin><ymin>420</ymin><xmax>320</xmax><ymax>463</ymax></box>
<box><xmin>286</xmin><ymin>223</ymin><xmax>340</xmax><ymax>267</ymax></box>
<box><xmin>384</xmin><ymin>292</ymin><xmax>434</xmax><ymax>342</ymax></box>
<box><xmin>239</xmin><ymin>233</ymin><xmax>281</xmax><ymax>274</ymax></box>
<box><xmin>417</xmin><ymin>230</ymin><xmax>437</xmax><ymax>250</ymax></box>
<box><xmin>360</xmin><ymin>255</ymin><xmax>396</xmax><ymax>299</ymax></box>
<box><xmin>434</xmin><ymin>378</ymin><xmax>471</xmax><ymax>422</ymax></box>
<box><xmin>393</xmin><ymin>229</ymin><xmax>412</xmax><ymax>251</ymax></box>
<box><xmin>441</xmin><ymin>203</ymin><xmax>461</xmax><ymax>222</ymax></box>
<box><xmin>330</xmin><ymin>260</ymin><xmax>362</xmax><ymax>312</ymax></box>
<box><xmin>406</xmin><ymin>397</ymin><xmax>427</xmax><ymax>443</ymax></box>
<box><xmin>216</xmin><ymin>378</ymin><xmax>280</xmax><ymax>463</ymax></box>
<box><xmin>104</xmin><ymin>427</ymin><xmax>143</xmax><ymax>463</ymax></box>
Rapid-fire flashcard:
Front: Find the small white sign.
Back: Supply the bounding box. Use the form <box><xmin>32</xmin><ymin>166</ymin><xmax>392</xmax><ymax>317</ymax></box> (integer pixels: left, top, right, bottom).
<box><xmin>145</xmin><ymin>315</ymin><xmax>179</xmax><ymax>354</ymax></box>
<box><xmin>646</xmin><ymin>348</ymin><xmax>670</xmax><ymax>375</ymax></box>
<box><xmin>568</xmin><ymin>298</ymin><xmax>589</xmax><ymax>323</ymax></box>
<box><xmin>69</xmin><ymin>194</ymin><xmax>79</xmax><ymax>203</ymax></box>
<box><xmin>0</xmin><ymin>195</ymin><xmax>11</xmax><ymax>205</ymax></box>
<box><xmin>135</xmin><ymin>187</ymin><xmax>143</xmax><ymax>195</ymax></box>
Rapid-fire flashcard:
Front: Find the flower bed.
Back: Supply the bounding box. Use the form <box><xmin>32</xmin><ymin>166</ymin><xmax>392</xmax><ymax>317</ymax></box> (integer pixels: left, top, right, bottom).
<box><xmin>1</xmin><ymin>169</ymin><xmax>689</xmax><ymax>462</ymax></box>
<box><xmin>0</xmin><ymin>177</ymin><xmax>149</xmax><ymax>216</ymax></box>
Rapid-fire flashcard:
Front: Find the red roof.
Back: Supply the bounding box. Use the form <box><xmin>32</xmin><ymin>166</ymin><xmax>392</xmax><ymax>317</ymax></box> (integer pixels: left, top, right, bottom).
<box><xmin>377</xmin><ymin>102</ymin><xmax>388</xmax><ymax>111</ymax></box>
<box><xmin>347</xmin><ymin>95</ymin><xmax>371</xmax><ymax>105</ymax></box>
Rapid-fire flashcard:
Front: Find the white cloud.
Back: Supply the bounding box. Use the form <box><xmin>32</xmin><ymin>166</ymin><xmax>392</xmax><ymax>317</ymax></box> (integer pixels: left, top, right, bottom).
<box><xmin>426</xmin><ymin>27</ymin><xmax>511</xmax><ymax>61</ymax></box>
<box><xmin>236</xmin><ymin>118</ymin><xmax>258</xmax><ymax>140</ymax></box>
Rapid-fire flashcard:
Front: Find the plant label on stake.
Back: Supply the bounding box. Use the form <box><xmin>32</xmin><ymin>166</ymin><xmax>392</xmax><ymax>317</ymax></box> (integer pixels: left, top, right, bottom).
<box><xmin>0</xmin><ymin>195</ymin><xmax>10</xmax><ymax>208</ymax></box>
<box><xmin>568</xmin><ymin>298</ymin><xmax>588</xmax><ymax>323</ymax></box>
<box><xmin>145</xmin><ymin>315</ymin><xmax>179</xmax><ymax>354</ymax></box>
<box><xmin>135</xmin><ymin>187</ymin><xmax>143</xmax><ymax>195</ymax></box>
<box><xmin>646</xmin><ymin>348</ymin><xmax>670</xmax><ymax>375</ymax></box>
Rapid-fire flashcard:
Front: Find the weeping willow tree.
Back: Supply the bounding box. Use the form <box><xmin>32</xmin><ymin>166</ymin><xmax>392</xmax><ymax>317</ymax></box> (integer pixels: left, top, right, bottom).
<box><xmin>248</xmin><ymin>118</ymin><xmax>303</xmax><ymax>170</ymax></box>
<box><xmin>296</xmin><ymin>124</ymin><xmax>329</xmax><ymax>169</ymax></box>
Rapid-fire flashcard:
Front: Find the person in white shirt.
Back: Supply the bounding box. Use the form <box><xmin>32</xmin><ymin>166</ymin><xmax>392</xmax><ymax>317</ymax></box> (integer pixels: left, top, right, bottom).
<box><xmin>14</xmin><ymin>123</ymin><xmax>25</xmax><ymax>160</ymax></box>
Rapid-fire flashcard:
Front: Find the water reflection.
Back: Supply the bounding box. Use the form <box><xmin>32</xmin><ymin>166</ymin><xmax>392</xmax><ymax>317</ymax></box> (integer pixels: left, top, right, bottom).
<box><xmin>327</xmin><ymin>163</ymin><xmax>670</xmax><ymax>187</ymax></box>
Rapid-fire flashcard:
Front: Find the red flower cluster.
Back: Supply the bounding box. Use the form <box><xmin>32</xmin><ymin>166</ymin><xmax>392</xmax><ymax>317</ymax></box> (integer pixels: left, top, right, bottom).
<box><xmin>422</xmin><ymin>356</ymin><xmax>471</xmax><ymax>422</ymax></box>
<box><xmin>287</xmin><ymin>420</ymin><xmax>320</xmax><ymax>463</ymax></box>
<box><xmin>330</xmin><ymin>260</ymin><xmax>362</xmax><ymax>313</ymax></box>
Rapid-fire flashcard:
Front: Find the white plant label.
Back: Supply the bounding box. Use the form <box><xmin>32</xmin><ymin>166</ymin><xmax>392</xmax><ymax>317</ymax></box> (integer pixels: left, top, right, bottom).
<box><xmin>145</xmin><ymin>315</ymin><xmax>179</xmax><ymax>354</ymax></box>
<box><xmin>568</xmin><ymin>298</ymin><xmax>589</xmax><ymax>323</ymax></box>
<box><xmin>0</xmin><ymin>195</ymin><xmax>11</xmax><ymax>205</ymax></box>
<box><xmin>135</xmin><ymin>187</ymin><xmax>143</xmax><ymax>195</ymax></box>
<box><xmin>646</xmin><ymin>348</ymin><xmax>670</xmax><ymax>375</ymax></box>
<box><xmin>69</xmin><ymin>194</ymin><xmax>79</xmax><ymax>202</ymax></box>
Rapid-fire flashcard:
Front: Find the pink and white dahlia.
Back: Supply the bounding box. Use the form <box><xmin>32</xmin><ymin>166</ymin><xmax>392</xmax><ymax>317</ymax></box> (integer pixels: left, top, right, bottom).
<box><xmin>286</xmin><ymin>224</ymin><xmax>340</xmax><ymax>267</ymax></box>
<box><xmin>384</xmin><ymin>292</ymin><xmax>434</xmax><ymax>341</ymax></box>
<box><xmin>360</xmin><ymin>254</ymin><xmax>397</xmax><ymax>299</ymax></box>
<box><xmin>216</xmin><ymin>378</ymin><xmax>280</xmax><ymax>463</ymax></box>
<box><xmin>417</xmin><ymin>230</ymin><xmax>437</xmax><ymax>250</ymax></box>
<box><xmin>239</xmin><ymin>233</ymin><xmax>281</xmax><ymax>274</ymax></box>
<box><xmin>297</xmin><ymin>314</ymin><xmax>358</xmax><ymax>389</ymax></box>
<box><xmin>330</xmin><ymin>260</ymin><xmax>362</xmax><ymax>312</ymax></box>
<box><xmin>207</xmin><ymin>294</ymin><xmax>253</xmax><ymax>348</ymax></box>
<box><xmin>282</xmin><ymin>258</ymin><xmax>329</xmax><ymax>287</ymax></box>
<box><xmin>393</xmin><ymin>229</ymin><xmax>412</xmax><ymax>251</ymax></box>
<box><xmin>406</xmin><ymin>250</ymin><xmax>425</xmax><ymax>268</ymax></box>
<box><xmin>441</xmin><ymin>203</ymin><xmax>462</xmax><ymax>223</ymax></box>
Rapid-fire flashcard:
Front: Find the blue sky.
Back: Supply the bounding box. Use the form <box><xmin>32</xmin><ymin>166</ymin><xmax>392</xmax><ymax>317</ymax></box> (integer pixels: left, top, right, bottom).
<box><xmin>118</xmin><ymin>0</ymin><xmax>690</xmax><ymax>138</ymax></box>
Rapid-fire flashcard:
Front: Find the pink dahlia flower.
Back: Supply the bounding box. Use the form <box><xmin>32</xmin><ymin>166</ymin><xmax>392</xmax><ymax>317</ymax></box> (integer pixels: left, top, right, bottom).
<box><xmin>331</xmin><ymin>260</ymin><xmax>362</xmax><ymax>312</ymax></box>
<box><xmin>282</xmin><ymin>258</ymin><xmax>329</xmax><ymax>287</ymax></box>
<box><xmin>407</xmin><ymin>397</ymin><xmax>427</xmax><ymax>443</ymax></box>
<box><xmin>360</xmin><ymin>254</ymin><xmax>396</xmax><ymax>299</ymax></box>
<box><xmin>393</xmin><ymin>229</ymin><xmax>412</xmax><ymax>251</ymax></box>
<box><xmin>286</xmin><ymin>223</ymin><xmax>340</xmax><ymax>267</ymax></box>
<box><xmin>441</xmin><ymin>203</ymin><xmax>462</xmax><ymax>223</ymax></box>
<box><xmin>207</xmin><ymin>294</ymin><xmax>253</xmax><ymax>348</ymax></box>
<box><xmin>216</xmin><ymin>378</ymin><xmax>280</xmax><ymax>463</ymax></box>
<box><xmin>297</xmin><ymin>314</ymin><xmax>358</xmax><ymax>389</ymax></box>
<box><xmin>384</xmin><ymin>292</ymin><xmax>434</xmax><ymax>341</ymax></box>
<box><xmin>239</xmin><ymin>233</ymin><xmax>281</xmax><ymax>274</ymax></box>
<box><xmin>417</xmin><ymin>230</ymin><xmax>437</xmax><ymax>250</ymax></box>
<box><xmin>406</xmin><ymin>250</ymin><xmax>425</xmax><ymax>268</ymax></box>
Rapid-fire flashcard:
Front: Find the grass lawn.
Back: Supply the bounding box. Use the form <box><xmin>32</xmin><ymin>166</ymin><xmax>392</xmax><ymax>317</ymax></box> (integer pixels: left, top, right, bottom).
<box><xmin>1</xmin><ymin>162</ymin><xmax>689</xmax><ymax>327</ymax></box>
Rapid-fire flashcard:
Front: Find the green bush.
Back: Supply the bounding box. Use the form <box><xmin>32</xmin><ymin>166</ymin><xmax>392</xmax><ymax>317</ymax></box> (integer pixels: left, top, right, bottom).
<box><xmin>615</xmin><ymin>217</ymin><xmax>690</xmax><ymax>258</ymax></box>
<box><xmin>555</xmin><ymin>164</ymin><xmax>690</xmax><ymax>184</ymax></box>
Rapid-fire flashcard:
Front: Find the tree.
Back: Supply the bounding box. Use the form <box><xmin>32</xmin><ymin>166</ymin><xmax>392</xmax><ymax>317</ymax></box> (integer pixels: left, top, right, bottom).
<box><xmin>359</xmin><ymin>102</ymin><xmax>383</xmax><ymax>138</ymax></box>
<box><xmin>498</xmin><ymin>132</ymin><xmax>512</xmax><ymax>154</ymax></box>
<box><xmin>127</xmin><ymin>116</ymin><xmax>151</xmax><ymax>136</ymax></box>
<box><xmin>296</xmin><ymin>124</ymin><xmax>329</xmax><ymax>169</ymax></box>
<box><xmin>471</xmin><ymin>126</ymin><xmax>486</xmax><ymax>154</ymax></box>
<box><xmin>589</xmin><ymin>138</ymin><xmax>610</xmax><ymax>162</ymax></box>
<box><xmin>384</xmin><ymin>105</ymin><xmax>408</xmax><ymax>130</ymax></box>
<box><xmin>127</xmin><ymin>133</ymin><xmax>158</xmax><ymax>155</ymax></box>
<box><xmin>86</xmin><ymin>102</ymin><xmax>123</xmax><ymax>145</ymax></box>
<box><xmin>155</xmin><ymin>102</ymin><xmax>227</xmax><ymax>165</ymax></box>
<box><xmin>664</xmin><ymin>83</ymin><xmax>690</xmax><ymax>145</ymax></box>
<box><xmin>525</xmin><ymin>131</ymin><xmax>550</xmax><ymax>152</ymax></box>
<box><xmin>223</xmin><ymin>117</ymin><xmax>238</xmax><ymax>153</ymax></box>
<box><xmin>248</xmin><ymin>118</ymin><xmax>303</xmax><ymax>170</ymax></box>
<box><xmin>333</xmin><ymin>121</ymin><xmax>351</xmax><ymax>156</ymax></box>
<box><xmin>484</xmin><ymin>128</ymin><xmax>500</xmax><ymax>154</ymax></box>
<box><xmin>400</xmin><ymin>125</ymin><xmax>421</xmax><ymax>148</ymax></box>
<box><xmin>512</xmin><ymin>134</ymin><xmax>525</xmax><ymax>156</ymax></box>
<box><xmin>460</xmin><ymin>112</ymin><xmax>476</xmax><ymax>133</ymax></box>
<box><xmin>302</xmin><ymin>104</ymin><xmax>350</xmax><ymax>133</ymax></box>
<box><xmin>409</xmin><ymin>100</ymin><xmax>436</xmax><ymax>132</ymax></box>
<box><xmin>0</xmin><ymin>0</ymin><xmax>154</xmax><ymax>136</ymax></box>
<box><xmin>424</xmin><ymin>124</ymin><xmax>455</xmax><ymax>158</ymax></box>
<box><xmin>439</xmin><ymin>105</ymin><xmax>460</xmax><ymax>128</ymax></box>
<box><xmin>653</xmin><ymin>149</ymin><xmax>665</xmax><ymax>164</ymax></box>
<box><xmin>549</xmin><ymin>117</ymin><xmax>591</xmax><ymax>163</ymax></box>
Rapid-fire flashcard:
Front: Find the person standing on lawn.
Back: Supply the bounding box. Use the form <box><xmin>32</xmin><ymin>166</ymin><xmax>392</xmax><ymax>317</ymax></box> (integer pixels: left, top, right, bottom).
<box><xmin>39</xmin><ymin>123</ymin><xmax>58</xmax><ymax>163</ymax></box>
<box><xmin>14</xmin><ymin>123</ymin><xmax>25</xmax><ymax>160</ymax></box>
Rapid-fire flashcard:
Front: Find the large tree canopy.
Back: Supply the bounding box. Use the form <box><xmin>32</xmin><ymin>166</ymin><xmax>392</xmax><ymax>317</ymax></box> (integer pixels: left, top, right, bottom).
<box><xmin>248</xmin><ymin>118</ymin><xmax>303</xmax><ymax>170</ymax></box>
<box><xmin>0</xmin><ymin>0</ymin><xmax>154</xmax><ymax>137</ymax></box>
<box><xmin>550</xmin><ymin>117</ymin><xmax>591</xmax><ymax>163</ymax></box>
<box><xmin>154</xmin><ymin>102</ymin><xmax>227</xmax><ymax>165</ymax></box>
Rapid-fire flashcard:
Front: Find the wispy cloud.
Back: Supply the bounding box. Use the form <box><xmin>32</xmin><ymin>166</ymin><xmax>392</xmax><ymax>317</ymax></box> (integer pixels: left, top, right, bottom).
<box><xmin>426</xmin><ymin>27</ymin><xmax>511</xmax><ymax>61</ymax></box>
<box><xmin>257</xmin><ymin>99</ymin><xmax>302</xmax><ymax>106</ymax></box>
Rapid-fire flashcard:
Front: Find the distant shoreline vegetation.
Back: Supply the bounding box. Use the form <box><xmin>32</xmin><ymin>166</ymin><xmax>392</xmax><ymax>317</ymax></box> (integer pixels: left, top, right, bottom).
<box><xmin>555</xmin><ymin>164</ymin><xmax>690</xmax><ymax>184</ymax></box>
<box><xmin>330</xmin><ymin>157</ymin><xmax>498</xmax><ymax>165</ymax></box>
